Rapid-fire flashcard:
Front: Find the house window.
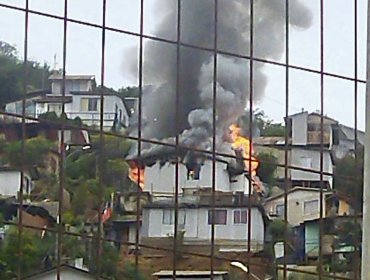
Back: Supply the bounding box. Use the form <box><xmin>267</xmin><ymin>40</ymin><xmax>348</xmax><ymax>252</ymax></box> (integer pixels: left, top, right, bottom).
<box><xmin>47</xmin><ymin>104</ymin><xmax>62</xmax><ymax>115</ymax></box>
<box><xmin>276</xmin><ymin>204</ymin><xmax>285</xmax><ymax>217</ymax></box>
<box><xmin>304</xmin><ymin>200</ymin><xmax>319</xmax><ymax>215</ymax></box>
<box><xmin>24</xmin><ymin>176</ymin><xmax>30</xmax><ymax>195</ymax></box>
<box><xmin>233</xmin><ymin>209</ymin><xmax>248</xmax><ymax>224</ymax></box>
<box><xmin>208</xmin><ymin>209</ymin><xmax>227</xmax><ymax>225</ymax></box>
<box><xmin>162</xmin><ymin>210</ymin><xmax>185</xmax><ymax>225</ymax></box>
<box><xmin>81</xmin><ymin>98</ymin><xmax>100</xmax><ymax>112</ymax></box>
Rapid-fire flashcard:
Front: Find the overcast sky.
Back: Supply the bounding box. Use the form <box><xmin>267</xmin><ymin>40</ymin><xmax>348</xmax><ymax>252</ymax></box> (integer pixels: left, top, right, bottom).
<box><xmin>0</xmin><ymin>0</ymin><xmax>367</xmax><ymax>130</ymax></box>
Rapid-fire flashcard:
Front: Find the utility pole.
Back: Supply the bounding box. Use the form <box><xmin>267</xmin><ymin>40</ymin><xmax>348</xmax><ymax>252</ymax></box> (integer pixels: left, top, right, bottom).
<box><xmin>361</xmin><ymin>0</ymin><xmax>370</xmax><ymax>278</ymax></box>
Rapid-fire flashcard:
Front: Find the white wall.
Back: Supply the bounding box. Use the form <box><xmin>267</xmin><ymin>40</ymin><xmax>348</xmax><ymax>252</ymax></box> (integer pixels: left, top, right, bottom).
<box><xmin>290</xmin><ymin>148</ymin><xmax>333</xmax><ymax>186</ymax></box>
<box><xmin>34</xmin><ymin>94</ymin><xmax>129</xmax><ymax>129</ymax></box>
<box><xmin>230</xmin><ymin>174</ymin><xmax>251</xmax><ymax>195</ymax></box>
<box><xmin>0</xmin><ymin>171</ymin><xmax>33</xmax><ymax>197</ymax></box>
<box><xmin>291</xmin><ymin>112</ymin><xmax>308</xmax><ymax>145</ymax></box>
<box><xmin>5</xmin><ymin>99</ymin><xmax>36</xmax><ymax>117</ymax></box>
<box><xmin>144</xmin><ymin>161</ymin><xmax>231</xmax><ymax>194</ymax></box>
<box><xmin>31</xmin><ymin>269</ymin><xmax>96</xmax><ymax>280</ymax></box>
<box><xmin>51</xmin><ymin>79</ymin><xmax>93</xmax><ymax>94</ymax></box>
<box><xmin>142</xmin><ymin>207</ymin><xmax>265</xmax><ymax>246</ymax></box>
<box><xmin>66</xmin><ymin>94</ymin><xmax>129</xmax><ymax>128</ymax></box>
<box><xmin>264</xmin><ymin>189</ymin><xmax>326</xmax><ymax>226</ymax></box>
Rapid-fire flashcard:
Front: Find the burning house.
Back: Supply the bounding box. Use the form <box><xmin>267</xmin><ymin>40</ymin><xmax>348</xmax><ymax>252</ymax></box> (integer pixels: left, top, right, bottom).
<box><xmin>123</xmin><ymin>0</ymin><xmax>312</xmax><ymax>251</ymax></box>
<box><xmin>125</xmin><ymin>0</ymin><xmax>312</xmax><ymax>195</ymax></box>
<box><xmin>128</xmin><ymin>124</ymin><xmax>264</xmax><ymax>196</ymax></box>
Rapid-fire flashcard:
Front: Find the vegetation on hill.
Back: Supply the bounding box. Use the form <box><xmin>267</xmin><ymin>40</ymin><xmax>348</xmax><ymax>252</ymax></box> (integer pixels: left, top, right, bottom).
<box><xmin>256</xmin><ymin>152</ymin><xmax>278</xmax><ymax>184</ymax></box>
<box><xmin>0</xmin><ymin>41</ymin><xmax>52</xmax><ymax>109</ymax></box>
<box><xmin>333</xmin><ymin>147</ymin><xmax>364</xmax><ymax>210</ymax></box>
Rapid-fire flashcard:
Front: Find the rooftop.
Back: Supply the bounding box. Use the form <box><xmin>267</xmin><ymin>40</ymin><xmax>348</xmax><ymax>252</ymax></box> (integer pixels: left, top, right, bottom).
<box><xmin>48</xmin><ymin>74</ymin><xmax>95</xmax><ymax>80</ymax></box>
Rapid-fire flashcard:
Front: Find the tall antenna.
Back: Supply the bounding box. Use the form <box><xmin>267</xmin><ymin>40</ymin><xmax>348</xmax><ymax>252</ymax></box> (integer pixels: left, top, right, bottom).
<box><xmin>53</xmin><ymin>53</ymin><xmax>58</xmax><ymax>71</ymax></box>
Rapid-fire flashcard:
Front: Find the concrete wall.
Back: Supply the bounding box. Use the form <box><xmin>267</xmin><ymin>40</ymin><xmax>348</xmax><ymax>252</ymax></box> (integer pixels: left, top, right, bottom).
<box><xmin>142</xmin><ymin>207</ymin><xmax>265</xmax><ymax>245</ymax></box>
<box><xmin>290</xmin><ymin>148</ymin><xmax>333</xmax><ymax>186</ymax></box>
<box><xmin>5</xmin><ymin>99</ymin><xmax>37</xmax><ymax>117</ymax></box>
<box><xmin>229</xmin><ymin>174</ymin><xmax>251</xmax><ymax>195</ymax></box>
<box><xmin>291</xmin><ymin>112</ymin><xmax>308</xmax><ymax>145</ymax></box>
<box><xmin>144</xmin><ymin>161</ymin><xmax>231</xmax><ymax>194</ymax></box>
<box><xmin>0</xmin><ymin>171</ymin><xmax>33</xmax><ymax>197</ymax></box>
<box><xmin>264</xmin><ymin>189</ymin><xmax>326</xmax><ymax>226</ymax></box>
<box><xmin>66</xmin><ymin>94</ymin><xmax>129</xmax><ymax>128</ymax></box>
<box><xmin>52</xmin><ymin>79</ymin><xmax>93</xmax><ymax>94</ymax></box>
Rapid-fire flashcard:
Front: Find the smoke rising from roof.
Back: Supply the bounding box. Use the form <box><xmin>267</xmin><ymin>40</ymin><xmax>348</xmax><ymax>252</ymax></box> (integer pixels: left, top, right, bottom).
<box><xmin>126</xmin><ymin>0</ymin><xmax>312</xmax><ymax>158</ymax></box>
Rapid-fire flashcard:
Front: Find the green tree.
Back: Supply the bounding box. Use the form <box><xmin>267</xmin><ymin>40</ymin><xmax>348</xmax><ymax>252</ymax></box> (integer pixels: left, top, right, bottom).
<box><xmin>120</xmin><ymin>262</ymin><xmax>148</xmax><ymax>280</ymax></box>
<box><xmin>238</xmin><ymin>110</ymin><xmax>285</xmax><ymax>137</ymax></box>
<box><xmin>333</xmin><ymin>147</ymin><xmax>363</xmax><ymax>210</ymax></box>
<box><xmin>117</xmin><ymin>86</ymin><xmax>139</xmax><ymax>98</ymax></box>
<box><xmin>88</xmin><ymin>238</ymin><xmax>120</xmax><ymax>279</ymax></box>
<box><xmin>254</xmin><ymin>109</ymin><xmax>285</xmax><ymax>137</ymax></box>
<box><xmin>0</xmin><ymin>228</ymin><xmax>55</xmax><ymax>279</ymax></box>
<box><xmin>2</xmin><ymin>136</ymin><xmax>54</xmax><ymax>168</ymax></box>
<box><xmin>0</xmin><ymin>40</ymin><xmax>51</xmax><ymax>108</ymax></box>
<box><xmin>256</xmin><ymin>152</ymin><xmax>278</xmax><ymax>184</ymax></box>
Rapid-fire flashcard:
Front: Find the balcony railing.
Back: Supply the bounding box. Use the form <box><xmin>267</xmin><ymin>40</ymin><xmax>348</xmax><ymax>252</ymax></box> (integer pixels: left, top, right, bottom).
<box><xmin>65</xmin><ymin>112</ymin><xmax>117</xmax><ymax>121</ymax></box>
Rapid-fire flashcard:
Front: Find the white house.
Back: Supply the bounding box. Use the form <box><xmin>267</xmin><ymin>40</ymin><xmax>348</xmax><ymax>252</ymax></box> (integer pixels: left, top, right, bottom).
<box><xmin>0</xmin><ymin>167</ymin><xmax>37</xmax><ymax>197</ymax></box>
<box><xmin>5</xmin><ymin>74</ymin><xmax>129</xmax><ymax>130</ymax></box>
<box><xmin>287</xmin><ymin>111</ymin><xmax>364</xmax><ymax>161</ymax></box>
<box><xmin>254</xmin><ymin>138</ymin><xmax>333</xmax><ymax>189</ymax></box>
<box><xmin>141</xmin><ymin>194</ymin><xmax>266</xmax><ymax>252</ymax></box>
<box><xmin>254</xmin><ymin>111</ymin><xmax>340</xmax><ymax>189</ymax></box>
<box><xmin>263</xmin><ymin>187</ymin><xmax>353</xmax><ymax>226</ymax></box>
<box><xmin>141</xmin><ymin>157</ymin><xmax>254</xmax><ymax>196</ymax></box>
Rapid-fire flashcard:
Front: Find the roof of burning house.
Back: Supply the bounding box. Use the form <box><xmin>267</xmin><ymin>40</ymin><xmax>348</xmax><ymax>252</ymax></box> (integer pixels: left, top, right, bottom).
<box><xmin>128</xmin><ymin>147</ymin><xmax>233</xmax><ymax>167</ymax></box>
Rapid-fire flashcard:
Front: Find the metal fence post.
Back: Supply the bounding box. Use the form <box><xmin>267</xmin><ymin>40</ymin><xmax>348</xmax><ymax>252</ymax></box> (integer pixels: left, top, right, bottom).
<box><xmin>361</xmin><ymin>0</ymin><xmax>370</xmax><ymax>278</ymax></box>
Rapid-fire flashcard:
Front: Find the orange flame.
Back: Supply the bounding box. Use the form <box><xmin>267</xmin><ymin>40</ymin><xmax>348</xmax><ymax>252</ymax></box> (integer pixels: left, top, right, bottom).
<box><xmin>128</xmin><ymin>161</ymin><xmax>145</xmax><ymax>189</ymax></box>
<box><xmin>229</xmin><ymin>124</ymin><xmax>264</xmax><ymax>194</ymax></box>
<box><xmin>229</xmin><ymin>124</ymin><xmax>258</xmax><ymax>176</ymax></box>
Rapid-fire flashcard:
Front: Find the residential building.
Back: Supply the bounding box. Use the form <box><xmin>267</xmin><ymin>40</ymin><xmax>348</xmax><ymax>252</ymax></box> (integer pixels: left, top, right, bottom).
<box><xmin>263</xmin><ymin>187</ymin><xmax>353</xmax><ymax>227</ymax></box>
<box><xmin>287</xmin><ymin>111</ymin><xmax>364</xmax><ymax>160</ymax></box>
<box><xmin>0</xmin><ymin>167</ymin><xmax>38</xmax><ymax>197</ymax></box>
<box><xmin>254</xmin><ymin>137</ymin><xmax>333</xmax><ymax>188</ymax></box>
<box><xmin>5</xmin><ymin>74</ymin><xmax>129</xmax><ymax>130</ymax></box>
<box><xmin>299</xmin><ymin>215</ymin><xmax>362</xmax><ymax>259</ymax></box>
<box><xmin>331</xmin><ymin>123</ymin><xmax>365</xmax><ymax>161</ymax></box>
<box><xmin>141</xmin><ymin>193</ymin><xmax>267</xmax><ymax>252</ymax></box>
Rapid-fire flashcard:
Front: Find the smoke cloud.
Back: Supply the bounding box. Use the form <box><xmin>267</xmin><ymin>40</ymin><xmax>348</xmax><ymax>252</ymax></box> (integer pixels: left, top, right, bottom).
<box><xmin>126</xmin><ymin>0</ymin><xmax>312</xmax><ymax>158</ymax></box>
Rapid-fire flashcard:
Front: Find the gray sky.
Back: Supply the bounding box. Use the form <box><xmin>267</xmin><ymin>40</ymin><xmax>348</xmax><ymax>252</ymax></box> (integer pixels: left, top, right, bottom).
<box><xmin>0</xmin><ymin>0</ymin><xmax>367</xmax><ymax>130</ymax></box>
